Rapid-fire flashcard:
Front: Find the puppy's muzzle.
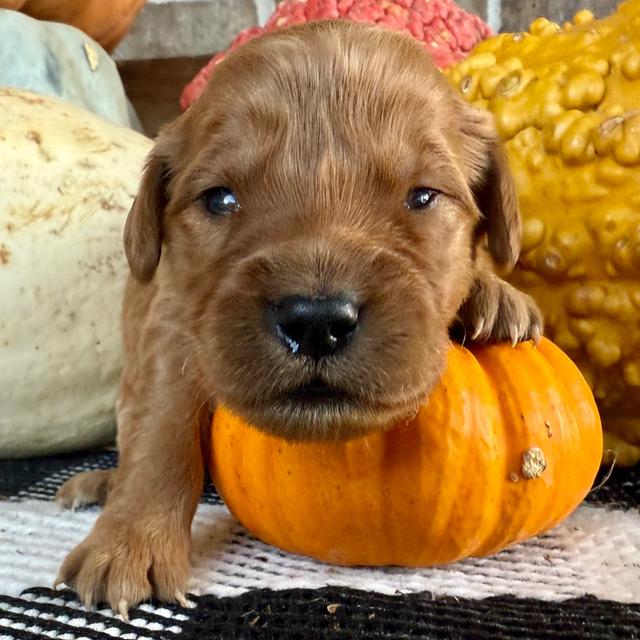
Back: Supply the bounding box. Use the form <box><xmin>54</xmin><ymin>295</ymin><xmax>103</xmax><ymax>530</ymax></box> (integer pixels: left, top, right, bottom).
<box><xmin>269</xmin><ymin>295</ymin><xmax>359</xmax><ymax>361</ymax></box>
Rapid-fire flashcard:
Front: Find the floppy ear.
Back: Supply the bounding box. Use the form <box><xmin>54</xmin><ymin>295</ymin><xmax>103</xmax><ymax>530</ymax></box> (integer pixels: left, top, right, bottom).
<box><xmin>123</xmin><ymin>149</ymin><xmax>170</xmax><ymax>282</ymax></box>
<box><xmin>460</xmin><ymin>107</ymin><xmax>521</xmax><ymax>271</ymax></box>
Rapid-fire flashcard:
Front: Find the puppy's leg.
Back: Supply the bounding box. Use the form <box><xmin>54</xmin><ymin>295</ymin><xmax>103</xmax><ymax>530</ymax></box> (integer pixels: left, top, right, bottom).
<box><xmin>56</xmin><ymin>287</ymin><xmax>205</xmax><ymax>616</ymax></box>
<box><xmin>56</xmin><ymin>469</ymin><xmax>113</xmax><ymax>509</ymax></box>
<box><xmin>457</xmin><ymin>268</ymin><xmax>543</xmax><ymax>346</ymax></box>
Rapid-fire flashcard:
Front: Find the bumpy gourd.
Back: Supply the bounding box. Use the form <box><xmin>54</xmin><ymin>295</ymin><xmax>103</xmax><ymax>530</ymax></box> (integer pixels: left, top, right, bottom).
<box><xmin>446</xmin><ymin>1</ymin><xmax>640</xmax><ymax>465</ymax></box>
<box><xmin>211</xmin><ymin>339</ymin><xmax>602</xmax><ymax>566</ymax></box>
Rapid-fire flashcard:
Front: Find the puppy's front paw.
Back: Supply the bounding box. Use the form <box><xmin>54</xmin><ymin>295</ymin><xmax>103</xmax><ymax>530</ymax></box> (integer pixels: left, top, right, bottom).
<box><xmin>457</xmin><ymin>276</ymin><xmax>543</xmax><ymax>346</ymax></box>
<box><xmin>56</xmin><ymin>512</ymin><xmax>191</xmax><ymax>618</ymax></box>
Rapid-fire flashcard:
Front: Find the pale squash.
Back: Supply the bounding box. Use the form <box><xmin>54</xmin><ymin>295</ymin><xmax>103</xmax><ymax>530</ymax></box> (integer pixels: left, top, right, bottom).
<box><xmin>0</xmin><ymin>89</ymin><xmax>151</xmax><ymax>457</ymax></box>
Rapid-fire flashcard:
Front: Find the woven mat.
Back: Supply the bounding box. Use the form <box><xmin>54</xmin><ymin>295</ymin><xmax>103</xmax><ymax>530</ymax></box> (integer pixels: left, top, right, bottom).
<box><xmin>1</xmin><ymin>451</ymin><xmax>639</xmax><ymax>639</ymax></box>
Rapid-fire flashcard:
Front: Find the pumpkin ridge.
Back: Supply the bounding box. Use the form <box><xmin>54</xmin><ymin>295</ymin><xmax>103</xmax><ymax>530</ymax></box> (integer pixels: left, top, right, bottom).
<box><xmin>535</xmin><ymin>339</ymin><xmax>603</xmax><ymax>508</ymax></box>
<box><xmin>529</xmin><ymin>347</ymin><xmax>586</xmax><ymax>525</ymax></box>
<box><xmin>471</xmin><ymin>343</ymin><xmax>548</xmax><ymax>554</ymax></box>
<box><xmin>435</xmin><ymin>346</ymin><xmax>500</xmax><ymax>560</ymax></box>
<box><xmin>461</xmin><ymin>344</ymin><xmax>509</xmax><ymax>557</ymax></box>
<box><xmin>412</xmin><ymin>349</ymin><xmax>461</xmax><ymax>560</ymax></box>
<box><xmin>466</xmin><ymin>345</ymin><xmax>514</xmax><ymax>556</ymax></box>
<box><xmin>505</xmin><ymin>345</ymin><xmax>581</xmax><ymax>536</ymax></box>
<box><xmin>257</xmin><ymin>424</ymin><xmax>310</xmax><ymax>551</ymax></box>
<box><xmin>408</xmin><ymin>346</ymin><xmax>483</xmax><ymax>563</ymax></box>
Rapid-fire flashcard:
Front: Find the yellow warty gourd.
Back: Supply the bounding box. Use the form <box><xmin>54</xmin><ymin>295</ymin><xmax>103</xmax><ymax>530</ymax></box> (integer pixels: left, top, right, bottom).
<box><xmin>446</xmin><ymin>1</ymin><xmax>640</xmax><ymax>465</ymax></box>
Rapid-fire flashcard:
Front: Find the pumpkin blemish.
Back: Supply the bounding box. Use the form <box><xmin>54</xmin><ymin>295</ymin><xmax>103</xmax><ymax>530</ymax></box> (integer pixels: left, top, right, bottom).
<box><xmin>522</xmin><ymin>447</ymin><xmax>547</xmax><ymax>479</ymax></box>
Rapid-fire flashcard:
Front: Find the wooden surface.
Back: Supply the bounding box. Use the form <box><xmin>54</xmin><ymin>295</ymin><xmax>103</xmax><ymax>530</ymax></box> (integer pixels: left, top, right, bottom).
<box><xmin>117</xmin><ymin>55</ymin><xmax>210</xmax><ymax>137</ymax></box>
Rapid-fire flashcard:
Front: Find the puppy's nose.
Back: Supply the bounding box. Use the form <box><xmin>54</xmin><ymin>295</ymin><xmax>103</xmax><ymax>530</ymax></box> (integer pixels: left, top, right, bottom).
<box><xmin>271</xmin><ymin>296</ymin><xmax>359</xmax><ymax>360</ymax></box>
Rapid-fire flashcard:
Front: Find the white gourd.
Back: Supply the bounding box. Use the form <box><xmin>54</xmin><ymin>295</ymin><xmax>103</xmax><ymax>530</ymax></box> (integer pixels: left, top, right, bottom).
<box><xmin>0</xmin><ymin>88</ymin><xmax>151</xmax><ymax>456</ymax></box>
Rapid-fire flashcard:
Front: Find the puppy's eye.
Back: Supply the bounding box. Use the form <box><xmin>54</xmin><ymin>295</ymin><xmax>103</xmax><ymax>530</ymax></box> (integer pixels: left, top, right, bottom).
<box><xmin>202</xmin><ymin>187</ymin><xmax>240</xmax><ymax>216</ymax></box>
<box><xmin>406</xmin><ymin>187</ymin><xmax>440</xmax><ymax>211</ymax></box>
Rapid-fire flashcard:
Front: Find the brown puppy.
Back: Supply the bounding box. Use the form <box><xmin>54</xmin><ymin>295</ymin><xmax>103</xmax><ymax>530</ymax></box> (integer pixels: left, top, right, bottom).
<box><xmin>55</xmin><ymin>20</ymin><xmax>541</xmax><ymax>615</ymax></box>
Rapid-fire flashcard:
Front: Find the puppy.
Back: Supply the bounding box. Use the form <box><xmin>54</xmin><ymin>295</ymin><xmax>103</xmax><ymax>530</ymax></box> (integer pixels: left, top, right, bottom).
<box><xmin>55</xmin><ymin>20</ymin><xmax>541</xmax><ymax>615</ymax></box>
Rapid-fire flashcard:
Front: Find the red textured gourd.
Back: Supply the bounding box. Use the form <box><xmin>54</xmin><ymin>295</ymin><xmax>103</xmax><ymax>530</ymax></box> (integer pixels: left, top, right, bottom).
<box><xmin>180</xmin><ymin>0</ymin><xmax>491</xmax><ymax>110</ymax></box>
<box><xmin>210</xmin><ymin>338</ymin><xmax>603</xmax><ymax>567</ymax></box>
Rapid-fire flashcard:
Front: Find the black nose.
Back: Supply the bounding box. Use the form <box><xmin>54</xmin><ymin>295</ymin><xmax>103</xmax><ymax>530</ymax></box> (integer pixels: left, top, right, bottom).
<box><xmin>271</xmin><ymin>296</ymin><xmax>359</xmax><ymax>360</ymax></box>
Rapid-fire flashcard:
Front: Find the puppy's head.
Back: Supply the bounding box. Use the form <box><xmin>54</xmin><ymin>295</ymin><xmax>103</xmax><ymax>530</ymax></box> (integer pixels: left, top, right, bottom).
<box><xmin>124</xmin><ymin>20</ymin><xmax>520</xmax><ymax>440</ymax></box>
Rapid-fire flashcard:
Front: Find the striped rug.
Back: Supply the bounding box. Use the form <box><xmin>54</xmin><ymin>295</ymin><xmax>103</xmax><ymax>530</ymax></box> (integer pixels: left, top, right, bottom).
<box><xmin>1</xmin><ymin>450</ymin><xmax>639</xmax><ymax>639</ymax></box>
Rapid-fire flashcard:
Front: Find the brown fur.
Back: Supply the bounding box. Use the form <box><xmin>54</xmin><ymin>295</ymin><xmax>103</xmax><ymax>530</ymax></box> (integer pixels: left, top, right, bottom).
<box><xmin>55</xmin><ymin>20</ymin><xmax>541</xmax><ymax>614</ymax></box>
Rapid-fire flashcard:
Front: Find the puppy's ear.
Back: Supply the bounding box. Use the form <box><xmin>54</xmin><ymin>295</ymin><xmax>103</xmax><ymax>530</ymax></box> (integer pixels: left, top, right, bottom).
<box><xmin>460</xmin><ymin>106</ymin><xmax>521</xmax><ymax>270</ymax></box>
<box><xmin>124</xmin><ymin>149</ymin><xmax>170</xmax><ymax>282</ymax></box>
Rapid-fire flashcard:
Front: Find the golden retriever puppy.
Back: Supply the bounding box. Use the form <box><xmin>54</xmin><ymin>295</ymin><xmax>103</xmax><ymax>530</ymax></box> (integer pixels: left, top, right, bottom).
<box><xmin>55</xmin><ymin>20</ymin><xmax>541</xmax><ymax>616</ymax></box>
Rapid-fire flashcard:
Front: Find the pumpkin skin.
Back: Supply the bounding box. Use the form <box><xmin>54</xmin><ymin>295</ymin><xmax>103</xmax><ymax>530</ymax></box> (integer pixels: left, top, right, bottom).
<box><xmin>445</xmin><ymin>1</ymin><xmax>640</xmax><ymax>464</ymax></box>
<box><xmin>211</xmin><ymin>338</ymin><xmax>602</xmax><ymax>567</ymax></box>
<box><xmin>0</xmin><ymin>0</ymin><xmax>147</xmax><ymax>51</ymax></box>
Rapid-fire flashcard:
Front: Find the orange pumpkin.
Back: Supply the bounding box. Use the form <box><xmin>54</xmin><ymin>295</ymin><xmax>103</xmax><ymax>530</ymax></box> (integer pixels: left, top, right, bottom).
<box><xmin>211</xmin><ymin>338</ymin><xmax>602</xmax><ymax>566</ymax></box>
<box><xmin>0</xmin><ymin>0</ymin><xmax>147</xmax><ymax>51</ymax></box>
